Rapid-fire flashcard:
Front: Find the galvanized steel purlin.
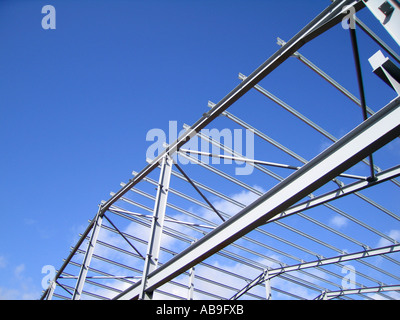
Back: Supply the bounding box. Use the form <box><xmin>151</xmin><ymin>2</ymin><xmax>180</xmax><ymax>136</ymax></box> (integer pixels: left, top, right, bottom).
<box><xmin>114</xmin><ymin>96</ymin><xmax>400</xmax><ymax>300</ymax></box>
<box><xmin>41</xmin><ymin>0</ymin><xmax>364</xmax><ymax>300</ymax></box>
<box><xmin>98</xmin><ymin>0</ymin><xmax>362</xmax><ymax>217</ymax></box>
<box><xmin>41</xmin><ymin>1</ymin><xmax>397</xmax><ymax>297</ymax></box>
<box><xmin>72</xmin><ymin>210</ymin><xmax>103</xmax><ymax>300</ymax></box>
<box><xmin>173</xmin><ymin>161</ymin><xmax>226</xmax><ymax>222</ymax></box>
<box><xmin>217</xmin><ymin>87</ymin><xmax>400</xmax><ymax>222</ymax></box>
<box><xmin>355</xmin><ymin>17</ymin><xmax>400</xmax><ymax>65</ymax></box>
<box><xmin>187</xmin><ymin>117</ymin><xmax>400</xmax><ymax>254</ymax></box>
<box><xmin>235</xmin><ymin>74</ymin><xmax>400</xmax><ymax>185</ymax></box>
<box><xmin>315</xmin><ymin>284</ymin><xmax>400</xmax><ymax>300</ymax></box>
<box><xmin>52</xmin><ymin>169</ymin><xmax>400</xmax><ymax>298</ymax></box>
<box><xmin>269</xmin><ymin>164</ymin><xmax>400</xmax><ymax>224</ymax></box>
<box><xmin>231</xmin><ymin>243</ymin><xmax>400</xmax><ymax>300</ymax></box>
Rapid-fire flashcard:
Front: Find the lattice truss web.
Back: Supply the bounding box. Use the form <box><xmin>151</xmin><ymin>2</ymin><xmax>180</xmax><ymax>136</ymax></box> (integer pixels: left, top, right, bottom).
<box><xmin>42</xmin><ymin>0</ymin><xmax>400</xmax><ymax>300</ymax></box>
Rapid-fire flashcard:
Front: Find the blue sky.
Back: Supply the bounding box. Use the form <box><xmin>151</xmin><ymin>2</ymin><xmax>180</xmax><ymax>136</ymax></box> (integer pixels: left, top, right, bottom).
<box><xmin>0</xmin><ymin>1</ymin><xmax>399</xmax><ymax>300</ymax></box>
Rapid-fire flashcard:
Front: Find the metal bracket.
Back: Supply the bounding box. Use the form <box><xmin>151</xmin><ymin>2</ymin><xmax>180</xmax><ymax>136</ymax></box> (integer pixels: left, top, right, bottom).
<box><xmin>379</xmin><ymin>1</ymin><xmax>395</xmax><ymax>18</ymax></box>
<box><xmin>363</xmin><ymin>0</ymin><xmax>400</xmax><ymax>45</ymax></box>
<box><xmin>369</xmin><ymin>50</ymin><xmax>400</xmax><ymax>95</ymax></box>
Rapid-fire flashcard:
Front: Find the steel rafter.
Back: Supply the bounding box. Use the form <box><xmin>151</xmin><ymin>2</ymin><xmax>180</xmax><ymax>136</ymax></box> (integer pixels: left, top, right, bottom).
<box><xmin>315</xmin><ymin>284</ymin><xmax>400</xmax><ymax>300</ymax></box>
<box><xmin>230</xmin><ymin>243</ymin><xmax>400</xmax><ymax>300</ymax></box>
<box><xmin>114</xmin><ymin>95</ymin><xmax>400</xmax><ymax>300</ymax></box>
<box><xmin>41</xmin><ymin>0</ymin><xmax>400</xmax><ymax>301</ymax></box>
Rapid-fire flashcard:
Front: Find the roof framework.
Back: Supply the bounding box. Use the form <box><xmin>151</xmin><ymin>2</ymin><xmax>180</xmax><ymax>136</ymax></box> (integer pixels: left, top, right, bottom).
<box><xmin>41</xmin><ymin>0</ymin><xmax>400</xmax><ymax>300</ymax></box>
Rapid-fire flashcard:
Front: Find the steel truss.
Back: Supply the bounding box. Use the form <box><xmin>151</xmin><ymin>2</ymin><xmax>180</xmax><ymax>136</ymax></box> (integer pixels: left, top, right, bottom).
<box><xmin>41</xmin><ymin>0</ymin><xmax>400</xmax><ymax>300</ymax></box>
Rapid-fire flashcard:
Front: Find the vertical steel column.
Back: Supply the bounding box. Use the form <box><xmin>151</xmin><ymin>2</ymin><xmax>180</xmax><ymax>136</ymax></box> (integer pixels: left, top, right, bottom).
<box><xmin>187</xmin><ymin>266</ymin><xmax>195</xmax><ymax>300</ymax></box>
<box><xmin>264</xmin><ymin>270</ymin><xmax>272</xmax><ymax>300</ymax></box>
<box><xmin>318</xmin><ymin>290</ymin><xmax>328</xmax><ymax>300</ymax></box>
<box><xmin>45</xmin><ymin>280</ymin><xmax>56</xmax><ymax>300</ymax></box>
<box><xmin>139</xmin><ymin>155</ymin><xmax>173</xmax><ymax>300</ymax></box>
<box><xmin>187</xmin><ymin>240</ymin><xmax>196</xmax><ymax>300</ymax></box>
<box><xmin>72</xmin><ymin>209</ymin><xmax>103</xmax><ymax>300</ymax></box>
<box><xmin>114</xmin><ymin>95</ymin><xmax>400</xmax><ymax>300</ymax></box>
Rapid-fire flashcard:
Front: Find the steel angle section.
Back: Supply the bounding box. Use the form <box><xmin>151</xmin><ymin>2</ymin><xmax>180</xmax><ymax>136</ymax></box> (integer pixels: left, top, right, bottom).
<box><xmin>269</xmin><ymin>164</ymin><xmax>400</xmax><ymax>223</ymax></box>
<box><xmin>99</xmin><ymin>0</ymin><xmax>362</xmax><ymax>215</ymax></box>
<box><xmin>114</xmin><ymin>96</ymin><xmax>400</xmax><ymax>300</ymax></box>
<box><xmin>363</xmin><ymin>0</ymin><xmax>400</xmax><ymax>46</ymax></box>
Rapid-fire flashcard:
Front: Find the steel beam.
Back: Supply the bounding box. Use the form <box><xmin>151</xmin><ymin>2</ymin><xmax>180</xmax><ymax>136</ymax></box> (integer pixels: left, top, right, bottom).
<box><xmin>139</xmin><ymin>155</ymin><xmax>173</xmax><ymax>300</ymax></box>
<box><xmin>355</xmin><ymin>17</ymin><xmax>400</xmax><ymax>64</ymax></box>
<box><xmin>315</xmin><ymin>284</ymin><xmax>400</xmax><ymax>300</ymax></box>
<box><xmin>363</xmin><ymin>0</ymin><xmax>400</xmax><ymax>46</ymax></box>
<box><xmin>270</xmin><ymin>164</ymin><xmax>400</xmax><ymax>223</ymax></box>
<box><xmin>235</xmin><ymin>74</ymin><xmax>395</xmax><ymax>180</ymax></box>
<box><xmin>109</xmin><ymin>206</ymin><xmax>215</xmax><ymax>229</ymax></box>
<box><xmin>119</xmin><ymin>174</ymin><xmax>347</xmax><ymax>295</ymax></box>
<box><xmin>44</xmin><ymin>281</ymin><xmax>56</xmax><ymax>300</ymax></box>
<box><xmin>214</xmin><ymin>107</ymin><xmax>400</xmax><ymax>221</ymax></box>
<box><xmin>128</xmin><ymin>170</ymin><xmax>364</xmax><ymax>288</ymax></box>
<box><xmin>187</xmin><ymin>243</ymin><xmax>196</xmax><ymax>301</ymax></box>
<box><xmin>98</xmin><ymin>0</ymin><xmax>363</xmax><ymax>216</ymax></box>
<box><xmin>180</xmin><ymin>148</ymin><xmax>368</xmax><ymax>180</ymax></box>
<box><xmin>185</xmin><ymin>120</ymin><xmax>400</xmax><ymax>247</ymax></box>
<box><xmin>173</xmin><ymin>161</ymin><xmax>225</xmax><ymax>222</ymax></box>
<box><xmin>72</xmin><ymin>210</ymin><xmax>103</xmax><ymax>300</ymax></box>
<box><xmin>231</xmin><ymin>243</ymin><xmax>400</xmax><ymax>300</ymax></box>
<box><xmin>114</xmin><ymin>95</ymin><xmax>400</xmax><ymax>300</ymax></box>
<box><xmin>265</xmin><ymin>270</ymin><xmax>272</xmax><ymax>300</ymax></box>
<box><xmin>269</xmin><ymin>243</ymin><xmax>400</xmax><ymax>277</ymax></box>
<box><xmin>275</xmin><ymin>38</ymin><xmax>375</xmax><ymax>115</ymax></box>
<box><xmin>230</xmin><ymin>269</ymin><xmax>270</xmax><ymax>300</ymax></box>
<box><xmin>183</xmin><ymin>119</ymin><xmax>400</xmax><ymax>282</ymax></box>
<box><xmin>42</xmin><ymin>0</ymin><xmax>372</xmax><ymax>300</ymax></box>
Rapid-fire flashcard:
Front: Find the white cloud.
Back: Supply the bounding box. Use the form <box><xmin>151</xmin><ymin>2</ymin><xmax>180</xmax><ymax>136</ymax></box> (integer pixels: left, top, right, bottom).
<box><xmin>192</xmin><ymin>259</ymin><xmax>262</xmax><ymax>300</ymax></box>
<box><xmin>0</xmin><ymin>287</ymin><xmax>20</xmax><ymax>300</ymax></box>
<box><xmin>212</xmin><ymin>186</ymin><xmax>266</xmax><ymax>218</ymax></box>
<box><xmin>14</xmin><ymin>264</ymin><xmax>26</xmax><ymax>280</ymax></box>
<box><xmin>377</xmin><ymin>229</ymin><xmax>400</xmax><ymax>247</ymax></box>
<box><xmin>0</xmin><ymin>263</ymin><xmax>40</xmax><ymax>300</ymax></box>
<box><xmin>231</xmin><ymin>187</ymin><xmax>265</xmax><ymax>205</ymax></box>
<box><xmin>329</xmin><ymin>215</ymin><xmax>348</xmax><ymax>229</ymax></box>
<box><xmin>65</xmin><ymin>186</ymin><xmax>330</xmax><ymax>300</ymax></box>
<box><xmin>91</xmin><ymin>220</ymin><xmax>148</xmax><ymax>271</ymax></box>
<box><xmin>367</xmin><ymin>291</ymin><xmax>400</xmax><ymax>300</ymax></box>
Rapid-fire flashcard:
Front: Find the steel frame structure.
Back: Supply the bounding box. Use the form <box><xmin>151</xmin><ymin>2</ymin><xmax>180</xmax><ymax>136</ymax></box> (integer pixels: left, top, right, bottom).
<box><xmin>41</xmin><ymin>0</ymin><xmax>400</xmax><ymax>300</ymax></box>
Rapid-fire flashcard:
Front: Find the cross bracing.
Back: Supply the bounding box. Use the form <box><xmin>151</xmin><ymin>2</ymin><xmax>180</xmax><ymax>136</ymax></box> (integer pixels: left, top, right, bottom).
<box><xmin>41</xmin><ymin>0</ymin><xmax>400</xmax><ymax>300</ymax></box>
